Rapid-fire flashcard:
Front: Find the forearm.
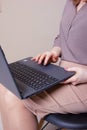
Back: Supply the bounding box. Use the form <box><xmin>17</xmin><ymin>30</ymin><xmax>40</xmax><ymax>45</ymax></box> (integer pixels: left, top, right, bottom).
<box><xmin>51</xmin><ymin>46</ymin><xmax>62</xmax><ymax>57</ymax></box>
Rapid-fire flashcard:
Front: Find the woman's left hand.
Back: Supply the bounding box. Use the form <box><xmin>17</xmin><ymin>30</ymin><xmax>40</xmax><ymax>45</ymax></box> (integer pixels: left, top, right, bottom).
<box><xmin>62</xmin><ymin>67</ymin><xmax>87</xmax><ymax>85</ymax></box>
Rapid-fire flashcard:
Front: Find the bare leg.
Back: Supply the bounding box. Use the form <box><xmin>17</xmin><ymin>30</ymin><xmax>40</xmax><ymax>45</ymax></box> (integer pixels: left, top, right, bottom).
<box><xmin>0</xmin><ymin>84</ymin><xmax>38</xmax><ymax>130</ymax></box>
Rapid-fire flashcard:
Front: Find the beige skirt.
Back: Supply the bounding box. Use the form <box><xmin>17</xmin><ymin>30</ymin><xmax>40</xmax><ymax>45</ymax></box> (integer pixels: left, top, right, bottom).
<box><xmin>23</xmin><ymin>60</ymin><xmax>87</xmax><ymax>118</ymax></box>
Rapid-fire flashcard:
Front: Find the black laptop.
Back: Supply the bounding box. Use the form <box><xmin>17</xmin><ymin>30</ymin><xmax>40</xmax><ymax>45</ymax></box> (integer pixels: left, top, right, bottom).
<box><xmin>0</xmin><ymin>46</ymin><xmax>75</xmax><ymax>99</ymax></box>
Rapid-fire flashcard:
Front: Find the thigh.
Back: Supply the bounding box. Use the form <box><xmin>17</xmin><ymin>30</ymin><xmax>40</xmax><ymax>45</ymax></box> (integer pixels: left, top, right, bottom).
<box><xmin>23</xmin><ymin>60</ymin><xmax>87</xmax><ymax>118</ymax></box>
<box><xmin>23</xmin><ymin>82</ymin><xmax>87</xmax><ymax>118</ymax></box>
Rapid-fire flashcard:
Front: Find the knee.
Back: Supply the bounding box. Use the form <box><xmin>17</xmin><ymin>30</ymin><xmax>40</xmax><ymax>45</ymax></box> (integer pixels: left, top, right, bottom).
<box><xmin>5</xmin><ymin>91</ymin><xmax>17</xmax><ymax>104</ymax></box>
<box><xmin>0</xmin><ymin>84</ymin><xmax>18</xmax><ymax>104</ymax></box>
<box><xmin>0</xmin><ymin>84</ymin><xmax>25</xmax><ymax>111</ymax></box>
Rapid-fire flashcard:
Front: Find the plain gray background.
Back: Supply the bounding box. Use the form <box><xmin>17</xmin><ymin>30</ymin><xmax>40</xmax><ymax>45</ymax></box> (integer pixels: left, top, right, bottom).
<box><xmin>0</xmin><ymin>0</ymin><xmax>66</xmax><ymax>63</ymax></box>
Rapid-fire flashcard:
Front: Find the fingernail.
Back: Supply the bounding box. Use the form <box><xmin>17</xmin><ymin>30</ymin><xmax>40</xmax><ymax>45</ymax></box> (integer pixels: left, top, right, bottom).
<box><xmin>44</xmin><ymin>62</ymin><xmax>47</xmax><ymax>65</ymax></box>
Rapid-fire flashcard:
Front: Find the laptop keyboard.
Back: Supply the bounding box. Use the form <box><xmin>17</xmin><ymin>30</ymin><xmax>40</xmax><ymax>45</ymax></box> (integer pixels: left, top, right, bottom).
<box><xmin>9</xmin><ymin>62</ymin><xmax>58</xmax><ymax>90</ymax></box>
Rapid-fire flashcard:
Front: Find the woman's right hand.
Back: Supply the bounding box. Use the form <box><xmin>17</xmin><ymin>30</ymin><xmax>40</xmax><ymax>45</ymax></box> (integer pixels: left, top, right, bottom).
<box><xmin>32</xmin><ymin>47</ymin><xmax>61</xmax><ymax>65</ymax></box>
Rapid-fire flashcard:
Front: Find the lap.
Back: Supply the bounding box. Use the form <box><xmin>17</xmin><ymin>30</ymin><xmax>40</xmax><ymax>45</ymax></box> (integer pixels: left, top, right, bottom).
<box><xmin>23</xmin><ymin>60</ymin><xmax>87</xmax><ymax>118</ymax></box>
<box><xmin>1</xmin><ymin>60</ymin><xmax>87</xmax><ymax>118</ymax></box>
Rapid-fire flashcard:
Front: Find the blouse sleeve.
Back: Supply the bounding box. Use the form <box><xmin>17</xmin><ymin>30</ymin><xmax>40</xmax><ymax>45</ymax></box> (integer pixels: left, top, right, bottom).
<box><xmin>53</xmin><ymin>35</ymin><xmax>61</xmax><ymax>47</ymax></box>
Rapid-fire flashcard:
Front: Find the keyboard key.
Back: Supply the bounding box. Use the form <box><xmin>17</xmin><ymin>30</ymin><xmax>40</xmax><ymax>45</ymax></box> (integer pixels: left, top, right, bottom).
<box><xmin>9</xmin><ymin>62</ymin><xmax>58</xmax><ymax>90</ymax></box>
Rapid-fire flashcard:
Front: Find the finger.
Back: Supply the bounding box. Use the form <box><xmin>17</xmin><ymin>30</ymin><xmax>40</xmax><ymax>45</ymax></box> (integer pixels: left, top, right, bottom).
<box><xmin>44</xmin><ymin>53</ymin><xmax>52</xmax><ymax>65</ymax></box>
<box><xmin>52</xmin><ymin>56</ymin><xmax>58</xmax><ymax>62</ymax></box>
<box><xmin>38</xmin><ymin>53</ymin><xmax>46</xmax><ymax>64</ymax></box>
<box><xmin>32</xmin><ymin>54</ymin><xmax>41</xmax><ymax>62</ymax></box>
<box><xmin>63</xmin><ymin>75</ymin><xmax>78</xmax><ymax>84</ymax></box>
<box><xmin>66</xmin><ymin>67</ymin><xmax>77</xmax><ymax>72</ymax></box>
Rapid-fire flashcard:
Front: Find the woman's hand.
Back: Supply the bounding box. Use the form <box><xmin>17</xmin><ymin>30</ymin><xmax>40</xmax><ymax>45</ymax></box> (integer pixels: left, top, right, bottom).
<box><xmin>32</xmin><ymin>47</ymin><xmax>61</xmax><ymax>65</ymax></box>
<box><xmin>63</xmin><ymin>67</ymin><xmax>87</xmax><ymax>85</ymax></box>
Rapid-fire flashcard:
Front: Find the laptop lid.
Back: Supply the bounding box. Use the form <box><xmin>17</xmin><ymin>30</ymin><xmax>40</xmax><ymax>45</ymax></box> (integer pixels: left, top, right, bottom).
<box><xmin>0</xmin><ymin>46</ymin><xmax>22</xmax><ymax>99</ymax></box>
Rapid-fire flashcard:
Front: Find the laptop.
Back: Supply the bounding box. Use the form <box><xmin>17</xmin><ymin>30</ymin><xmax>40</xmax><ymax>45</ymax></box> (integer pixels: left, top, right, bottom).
<box><xmin>0</xmin><ymin>46</ymin><xmax>75</xmax><ymax>99</ymax></box>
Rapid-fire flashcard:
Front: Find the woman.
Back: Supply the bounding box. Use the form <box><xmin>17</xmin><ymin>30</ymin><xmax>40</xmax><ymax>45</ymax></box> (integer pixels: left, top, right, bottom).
<box><xmin>0</xmin><ymin>0</ymin><xmax>87</xmax><ymax>130</ymax></box>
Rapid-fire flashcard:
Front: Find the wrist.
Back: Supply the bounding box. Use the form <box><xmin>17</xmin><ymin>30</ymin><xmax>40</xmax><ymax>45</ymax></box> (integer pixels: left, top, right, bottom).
<box><xmin>51</xmin><ymin>47</ymin><xmax>61</xmax><ymax>56</ymax></box>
